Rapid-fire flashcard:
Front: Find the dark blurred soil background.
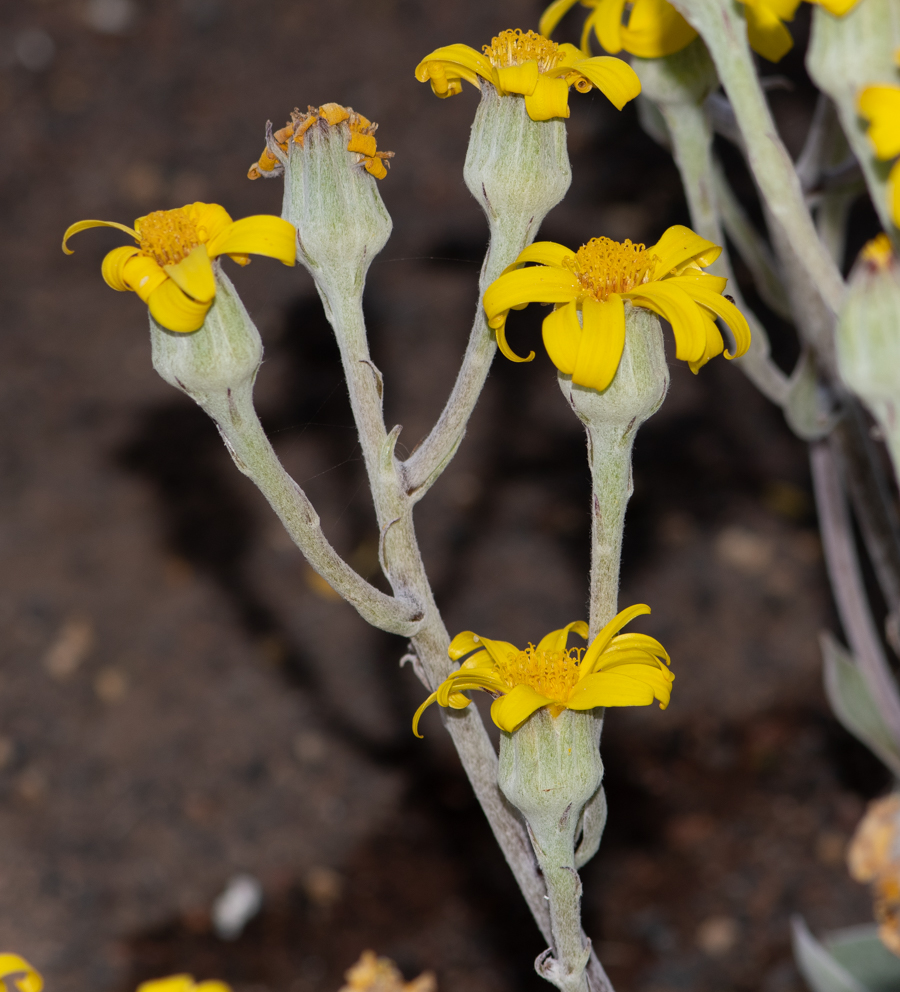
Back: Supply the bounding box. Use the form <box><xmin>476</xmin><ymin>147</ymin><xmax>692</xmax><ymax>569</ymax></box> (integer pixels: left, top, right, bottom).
<box><xmin>0</xmin><ymin>2</ymin><xmax>889</xmax><ymax>992</ymax></box>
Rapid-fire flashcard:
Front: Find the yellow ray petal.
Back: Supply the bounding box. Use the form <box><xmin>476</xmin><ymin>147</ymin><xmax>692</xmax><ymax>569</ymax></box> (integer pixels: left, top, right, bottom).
<box><xmin>163</xmin><ymin>244</ymin><xmax>216</xmax><ymax>303</ymax></box>
<box><xmin>742</xmin><ymin>0</ymin><xmax>795</xmax><ymax>62</ymax></box>
<box><xmin>490</xmin><ymin>683</ymin><xmax>555</xmax><ymax>732</ymax></box>
<box><xmin>542</xmin><ymin>301</ymin><xmax>582</xmax><ymax>374</ymax></box>
<box><xmin>621</xmin><ymin>0</ymin><xmax>697</xmax><ymax>58</ymax></box>
<box><xmin>567</xmin><ymin>56</ymin><xmax>641</xmax><ymax>111</ymax></box>
<box><xmin>147</xmin><ymin>279</ymin><xmax>212</xmax><ymax>334</ymax></box>
<box><xmin>206</xmin><ymin>215</ymin><xmax>296</xmax><ymax>265</ymax></box>
<box><xmin>185</xmin><ymin>202</ymin><xmax>233</xmax><ymax>244</ymax></box>
<box><xmin>413</xmin><ymin>692</ymin><xmax>440</xmax><ymax>737</ymax></box>
<box><xmin>524</xmin><ymin>74</ymin><xmax>572</xmax><ymax>120</ymax></box>
<box><xmin>137</xmin><ymin>977</ymin><xmax>196</xmax><ymax>992</ymax></box>
<box><xmin>624</xmin><ymin>282</ymin><xmax>707</xmax><ymax>363</ymax></box>
<box><xmin>483</xmin><ymin>267</ymin><xmax>581</xmax><ymax>328</ymax></box>
<box><xmin>858</xmin><ymin>86</ymin><xmax>900</xmax><ymax>161</ymax></box>
<box><xmin>101</xmin><ymin>245</ymin><xmax>140</xmax><ymax>291</ymax></box>
<box><xmin>415</xmin><ymin>44</ymin><xmax>494</xmax><ymax>94</ymax></box>
<box><xmin>536</xmin><ymin>620</ymin><xmax>589</xmax><ymax>655</ymax></box>
<box><xmin>593</xmin><ymin>0</ymin><xmax>629</xmax><ymax>53</ymax></box>
<box><xmin>436</xmin><ymin>673</ymin><xmax>507</xmax><ymax>706</ymax></box>
<box><xmin>539</xmin><ymin>0</ymin><xmax>582</xmax><ymax>38</ymax></box>
<box><xmin>566</xmin><ymin>670</ymin><xmax>656</xmax><ymax>709</ymax></box>
<box><xmin>556</xmin><ymin>42</ymin><xmax>589</xmax><ymax>67</ymax></box>
<box><xmin>604</xmin><ymin>631</ymin><xmax>670</xmax><ymax>663</ymax></box>
<box><xmin>810</xmin><ymin>0</ymin><xmax>861</xmax><ymax>12</ymax></box>
<box><xmin>0</xmin><ymin>956</ymin><xmax>43</xmax><ymax>992</ymax></box>
<box><xmin>121</xmin><ymin>253</ymin><xmax>168</xmax><ymax>302</ymax></box>
<box><xmin>665</xmin><ymin>277</ymin><xmax>752</xmax><ymax>358</ymax></box>
<box><xmin>474</xmin><ymin>635</ymin><xmax>523</xmax><ymax>670</ymax></box>
<box><xmin>496</xmin><ymin>61</ymin><xmax>540</xmax><ymax>96</ymax></box>
<box><xmin>449</xmin><ymin>630</ymin><xmax>487</xmax><ymax>660</ymax></box>
<box><xmin>581</xmin><ymin>604</ymin><xmax>651</xmax><ymax>675</ymax></box>
<box><xmin>596</xmin><ymin>648</ymin><xmax>673</xmax><ymax>671</ymax></box>
<box><xmin>572</xmin><ymin>294</ymin><xmax>626</xmax><ymax>391</ymax></box>
<box><xmin>62</xmin><ymin>218</ymin><xmax>139</xmax><ymax>255</ymax></box>
<box><xmin>503</xmin><ymin>241</ymin><xmax>578</xmax><ymax>274</ymax></box>
<box><xmin>890</xmin><ymin>159</ymin><xmax>900</xmax><ymax>228</ymax></box>
<box><xmin>648</xmin><ymin>225</ymin><xmax>721</xmax><ymax>278</ymax></box>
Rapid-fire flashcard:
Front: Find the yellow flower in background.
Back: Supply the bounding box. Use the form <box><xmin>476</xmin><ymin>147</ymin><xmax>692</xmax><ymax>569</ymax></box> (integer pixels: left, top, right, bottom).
<box><xmin>540</xmin><ymin>0</ymin><xmax>697</xmax><ymax>60</ymax></box>
<box><xmin>63</xmin><ymin>203</ymin><xmax>296</xmax><ymax>333</ymax></box>
<box><xmin>248</xmin><ymin>103</ymin><xmax>395</xmax><ymax>182</ymax></box>
<box><xmin>415</xmin><ymin>28</ymin><xmax>640</xmax><ymax>121</ymax></box>
<box><xmin>858</xmin><ymin>83</ymin><xmax>900</xmax><ymax>227</ymax></box>
<box><xmin>540</xmin><ymin>0</ymin><xmax>861</xmax><ymax>64</ymax></box>
<box><xmin>136</xmin><ymin>977</ymin><xmax>231</xmax><ymax>992</ymax></box>
<box><xmin>413</xmin><ymin>604</ymin><xmax>673</xmax><ymax>736</ymax></box>
<box><xmin>0</xmin><ymin>955</ymin><xmax>43</xmax><ymax>992</ymax></box>
<box><xmin>482</xmin><ymin>224</ymin><xmax>750</xmax><ymax>391</ymax></box>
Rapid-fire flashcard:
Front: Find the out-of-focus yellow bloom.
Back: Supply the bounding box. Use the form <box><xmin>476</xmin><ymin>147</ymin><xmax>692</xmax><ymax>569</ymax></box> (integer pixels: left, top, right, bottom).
<box><xmin>415</xmin><ymin>28</ymin><xmax>640</xmax><ymax>121</ymax></box>
<box><xmin>848</xmin><ymin>793</ymin><xmax>900</xmax><ymax>957</ymax></box>
<box><xmin>482</xmin><ymin>224</ymin><xmax>750</xmax><ymax>391</ymax></box>
<box><xmin>0</xmin><ymin>955</ymin><xmax>42</xmax><ymax>992</ymax></box>
<box><xmin>413</xmin><ymin>604</ymin><xmax>673</xmax><ymax>736</ymax></box>
<box><xmin>859</xmin><ymin>84</ymin><xmax>900</xmax><ymax>227</ymax></box>
<box><xmin>338</xmin><ymin>951</ymin><xmax>436</xmax><ymax>992</ymax></box>
<box><xmin>248</xmin><ymin>103</ymin><xmax>394</xmax><ymax>182</ymax></box>
<box><xmin>540</xmin><ymin>0</ymin><xmax>861</xmax><ymax>63</ymax></box>
<box><xmin>136</xmin><ymin>977</ymin><xmax>231</xmax><ymax>992</ymax></box>
<box><xmin>62</xmin><ymin>203</ymin><xmax>296</xmax><ymax>333</ymax></box>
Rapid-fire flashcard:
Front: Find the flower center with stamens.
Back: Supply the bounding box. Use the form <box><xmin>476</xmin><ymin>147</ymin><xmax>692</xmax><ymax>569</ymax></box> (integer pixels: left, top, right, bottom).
<box><xmin>483</xmin><ymin>29</ymin><xmax>562</xmax><ymax>72</ymax></box>
<box><xmin>138</xmin><ymin>208</ymin><xmax>201</xmax><ymax>266</ymax></box>
<box><xmin>567</xmin><ymin>237</ymin><xmax>658</xmax><ymax>302</ymax></box>
<box><xmin>493</xmin><ymin>645</ymin><xmax>583</xmax><ymax>704</ymax></box>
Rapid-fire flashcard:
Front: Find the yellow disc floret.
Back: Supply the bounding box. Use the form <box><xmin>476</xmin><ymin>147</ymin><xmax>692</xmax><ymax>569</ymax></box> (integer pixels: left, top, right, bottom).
<box><xmin>568</xmin><ymin>237</ymin><xmax>658</xmax><ymax>302</ymax></box>
<box><xmin>492</xmin><ymin>644</ymin><xmax>584</xmax><ymax>716</ymax></box>
<box><xmin>483</xmin><ymin>29</ymin><xmax>563</xmax><ymax>72</ymax></box>
<box><xmin>136</xmin><ymin>208</ymin><xmax>201</xmax><ymax>267</ymax></box>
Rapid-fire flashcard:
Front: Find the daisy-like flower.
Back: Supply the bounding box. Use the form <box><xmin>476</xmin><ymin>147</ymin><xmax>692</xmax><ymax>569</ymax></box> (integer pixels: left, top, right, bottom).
<box><xmin>248</xmin><ymin>103</ymin><xmax>395</xmax><ymax>182</ymax></box>
<box><xmin>858</xmin><ymin>83</ymin><xmax>900</xmax><ymax>227</ymax></box>
<box><xmin>482</xmin><ymin>224</ymin><xmax>751</xmax><ymax>392</ymax></box>
<box><xmin>413</xmin><ymin>604</ymin><xmax>673</xmax><ymax>736</ymax></box>
<box><xmin>62</xmin><ymin>203</ymin><xmax>296</xmax><ymax>334</ymax></box>
<box><xmin>540</xmin><ymin>0</ymin><xmax>861</xmax><ymax>64</ymax></box>
<box><xmin>415</xmin><ymin>28</ymin><xmax>640</xmax><ymax>122</ymax></box>
<box><xmin>0</xmin><ymin>955</ymin><xmax>42</xmax><ymax>992</ymax></box>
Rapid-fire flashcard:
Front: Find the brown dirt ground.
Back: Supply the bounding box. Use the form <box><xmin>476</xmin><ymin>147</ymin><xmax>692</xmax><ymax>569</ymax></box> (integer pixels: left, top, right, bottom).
<box><xmin>0</xmin><ymin>2</ymin><xmax>889</xmax><ymax>992</ymax></box>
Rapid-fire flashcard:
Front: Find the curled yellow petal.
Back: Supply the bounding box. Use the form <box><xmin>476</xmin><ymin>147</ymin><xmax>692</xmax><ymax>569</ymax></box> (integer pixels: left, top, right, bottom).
<box><xmin>742</xmin><ymin>0</ymin><xmax>795</xmax><ymax>62</ymax></box>
<box><xmin>665</xmin><ymin>277</ymin><xmax>751</xmax><ymax>359</ymax></box>
<box><xmin>536</xmin><ymin>620</ymin><xmax>589</xmax><ymax>655</ymax></box>
<box><xmin>496</xmin><ymin>61</ymin><xmax>540</xmax><ymax>96</ymax></box>
<box><xmin>483</xmin><ymin>266</ymin><xmax>581</xmax><ymax>328</ymax></box>
<box><xmin>567</xmin><ymin>56</ymin><xmax>641</xmax><ymax>111</ymax></box>
<box><xmin>121</xmin><ymin>254</ymin><xmax>168</xmax><ymax>302</ymax></box>
<box><xmin>0</xmin><ymin>955</ymin><xmax>43</xmax><ymax>992</ymax></box>
<box><xmin>206</xmin><ymin>215</ymin><xmax>297</xmax><ymax>266</ymax></box>
<box><xmin>503</xmin><ymin>241</ymin><xmax>578</xmax><ymax>275</ymax></box>
<box><xmin>415</xmin><ymin>44</ymin><xmax>494</xmax><ymax>94</ymax></box>
<box><xmin>539</xmin><ymin>0</ymin><xmax>582</xmax><ymax>38</ymax></box>
<box><xmin>621</xmin><ymin>0</ymin><xmax>697</xmax><ymax>58</ymax></box>
<box><xmin>572</xmin><ymin>294</ymin><xmax>626</xmax><ymax>392</ymax></box>
<box><xmin>163</xmin><ymin>244</ymin><xmax>216</xmax><ymax>303</ymax></box>
<box><xmin>625</xmin><ymin>282</ymin><xmax>707</xmax><ymax>363</ymax></box>
<box><xmin>412</xmin><ymin>691</ymin><xmax>440</xmax><ymax>737</ymax></box>
<box><xmin>101</xmin><ymin>245</ymin><xmax>140</xmax><ymax>291</ymax></box>
<box><xmin>581</xmin><ymin>604</ymin><xmax>652</xmax><ymax>675</ymax></box>
<box><xmin>649</xmin><ymin>224</ymin><xmax>721</xmax><ymax>278</ymax></box>
<box><xmin>184</xmin><ymin>202</ymin><xmax>233</xmax><ymax>245</ymax></box>
<box><xmin>147</xmin><ymin>279</ymin><xmax>212</xmax><ymax>334</ymax></box>
<box><xmin>542</xmin><ymin>301</ymin><xmax>582</xmax><ymax>374</ymax></box>
<box><xmin>490</xmin><ymin>683</ymin><xmax>555</xmax><ymax>732</ymax></box>
<box><xmin>62</xmin><ymin>218</ymin><xmax>138</xmax><ymax>255</ymax></box>
<box><xmin>524</xmin><ymin>74</ymin><xmax>572</xmax><ymax>120</ymax></box>
<box><xmin>593</xmin><ymin>0</ymin><xmax>629</xmax><ymax>53</ymax></box>
<box><xmin>566</xmin><ymin>670</ymin><xmax>658</xmax><ymax>709</ymax></box>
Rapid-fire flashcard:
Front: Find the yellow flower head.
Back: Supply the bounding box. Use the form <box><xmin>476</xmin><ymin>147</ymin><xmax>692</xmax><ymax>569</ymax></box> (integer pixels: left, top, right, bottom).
<box><xmin>0</xmin><ymin>955</ymin><xmax>42</xmax><ymax>992</ymax></box>
<box><xmin>482</xmin><ymin>224</ymin><xmax>751</xmax><ymax>391</ymax></box>
<box><xmin>62</xmin><ymin>203</ymin><xmax>296</xmax><ymax>334</ymax></box>
<box><xmin>540</xmin><ymin>0</ymin><xmax>860</xmax><ymax>64</ymax></box>
<box><xmin>415</xmin><ymin>28</ymin><xmax>641</xmax><ymax>122</ymax></box>
<box><xmin>859</xmin><ymin>83</ymin><xmax>900</xmax><ymax>227</ymax></box>
<box><xmin>248</xmin><ymin>103</ymin><xmax>395</xmax><ymax>182</ymax></box>
<box><xmin>136</xmin><ymin>977</ymin><xmax>231</xmax><ymax>992</ymax></box>
<box><xmin>413</xmin><ymin>604</ymin><xmax>673</xmax><ymax>736</ymax></box>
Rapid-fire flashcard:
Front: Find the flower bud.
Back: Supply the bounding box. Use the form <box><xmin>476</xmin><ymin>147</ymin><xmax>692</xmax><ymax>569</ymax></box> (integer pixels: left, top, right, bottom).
<box><xmin>836</xmin><ymin>235</ymin><xmax>900</xmax><ymax>470</ymax></box>
<box><xmin>464</xmin><ymin>83</ymin><xmax>571</xmax><ymax>244</ymax></box>
<box><xmin>250</xmin><ymin>104</ymin><xmax>394</xmax><ymax>299</ymax></box>
<box><xmin>150</xmin><ymin>267</ymin><xmax>261</xmax><ymax>417</ymax></box>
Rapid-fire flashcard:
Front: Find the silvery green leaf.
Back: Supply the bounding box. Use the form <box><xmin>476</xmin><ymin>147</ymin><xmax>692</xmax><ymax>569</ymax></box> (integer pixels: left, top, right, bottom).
<box><xmin>792</xmin><ymin>916</ymin><xmax>869</xmax><ymax>992</ymax></box>
<box><xmin>821</xmin><ymin>632</ymin><xmax>900</xmax><ymax>778</ymax></box>
<box><xmin>826</xmin><ymin>924</ymin><xmax>900</xmax><ymax>992</ymax></box>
